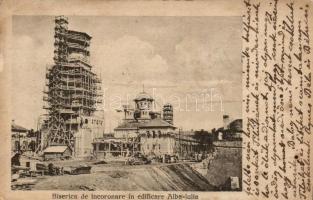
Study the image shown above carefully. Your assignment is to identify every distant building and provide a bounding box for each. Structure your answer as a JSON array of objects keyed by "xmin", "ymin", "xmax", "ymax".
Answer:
[
  {"xmin": 212, "ymin": 115, "xmax": 242, "ymax": 141},
  {"xmin": 11, "ymin": 120, "xmax": 29, "ymax": 153}
]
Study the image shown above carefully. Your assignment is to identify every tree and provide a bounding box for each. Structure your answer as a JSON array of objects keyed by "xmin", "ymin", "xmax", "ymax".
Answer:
[{"xmin": 193, "ymin": 129, "xmax": 213, "ymax": 152}]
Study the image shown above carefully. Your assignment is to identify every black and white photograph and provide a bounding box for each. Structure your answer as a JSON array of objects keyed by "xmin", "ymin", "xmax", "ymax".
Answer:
[{"xmin": 10, "ymin": 15, "xmax": 242, "ymax": 191}]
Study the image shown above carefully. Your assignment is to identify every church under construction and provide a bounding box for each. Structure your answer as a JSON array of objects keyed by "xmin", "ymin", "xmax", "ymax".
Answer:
[
  {"xmin": 39, "ymin": 16, "xmax": 104, "ymax": 158},
  {"xmin": 92, "ymin": 90, "xmax": 210, "ymax": 160}
]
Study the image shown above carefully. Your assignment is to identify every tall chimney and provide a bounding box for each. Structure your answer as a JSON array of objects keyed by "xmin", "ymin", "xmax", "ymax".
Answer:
[{"xmin": 223, "ymin": 115, "xmax": 230, "ymax": 129}]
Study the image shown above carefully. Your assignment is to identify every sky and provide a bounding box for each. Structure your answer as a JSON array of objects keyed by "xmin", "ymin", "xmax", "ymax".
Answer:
[{"xmin": 11, "ymin": 15, "xmax": 242, "ymax": 131}]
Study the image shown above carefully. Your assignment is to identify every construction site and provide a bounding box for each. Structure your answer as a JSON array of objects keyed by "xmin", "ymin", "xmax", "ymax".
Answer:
[{"xmin": 11, "ymin": 16, "xmax": 242, "ymax": 191}]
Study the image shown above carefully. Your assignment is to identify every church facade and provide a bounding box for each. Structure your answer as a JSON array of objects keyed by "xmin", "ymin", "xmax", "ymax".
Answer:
[{"xmin": 93, "ymin": 90, "xmax": 205, "ymax": 159}]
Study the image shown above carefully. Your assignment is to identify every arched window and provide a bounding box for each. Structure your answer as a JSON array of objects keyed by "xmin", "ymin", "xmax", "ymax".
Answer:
[
  {"xmin": 23, "ymin": 141, "xmax": 28, "ymax": 150},
  {"xmin": 158, "ymin": 130, "xmax": 161, "ymax": 138},
  {"xmin": 147, "ymin": 131, "xmax": 150, "ymax": 138},
  {"xmin": 152, "ymin": 131, "xmax": 156, "ymax": 138}
]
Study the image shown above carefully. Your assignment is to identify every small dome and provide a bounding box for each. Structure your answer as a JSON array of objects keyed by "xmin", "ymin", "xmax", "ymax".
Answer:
[{"xmin": 134, "ymin": 92, "xmax": 153, "ymax": 101}]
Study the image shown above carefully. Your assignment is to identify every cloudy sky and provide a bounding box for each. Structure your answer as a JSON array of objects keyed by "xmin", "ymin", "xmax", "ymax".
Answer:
[{"xmin": 12, "ymin": 16, "xmax": 242, "ymax": 131}]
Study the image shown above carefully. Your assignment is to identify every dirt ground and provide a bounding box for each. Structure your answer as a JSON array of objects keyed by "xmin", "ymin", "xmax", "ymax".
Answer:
[
  {"xmin": 14, "ymin": 144, "xmax": 242, "ymax": 191},
  {"xmin": 30, "ymin": 162, "xmax": 216, "ymax": 191}
]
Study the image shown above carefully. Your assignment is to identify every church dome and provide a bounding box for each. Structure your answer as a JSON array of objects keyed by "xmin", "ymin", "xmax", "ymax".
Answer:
[{"xmin": 134, "ymin": 91, "xmax": 153, "ymax": 101}]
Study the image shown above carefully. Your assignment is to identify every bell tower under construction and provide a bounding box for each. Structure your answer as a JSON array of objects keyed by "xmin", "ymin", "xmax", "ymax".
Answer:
[{"xmin": 40, "ymin": 16, "xmax": 104, "ymax": 157}]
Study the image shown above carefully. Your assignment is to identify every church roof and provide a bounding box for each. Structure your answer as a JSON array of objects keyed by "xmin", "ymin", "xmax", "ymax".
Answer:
[
  {"xmin": 134, "ymin": 91, "xmax": 153, "ymax": 101},
  {"xmin": 139, "ymin": 118, "xmax": 175, "ymax": 129},
  {"xmin": 114, "ymin": 118, "xmax": 175, "ymax": 131},
  {"xmin": 114, "ymin": 121, "xmax": 140, "ymax": 130}
]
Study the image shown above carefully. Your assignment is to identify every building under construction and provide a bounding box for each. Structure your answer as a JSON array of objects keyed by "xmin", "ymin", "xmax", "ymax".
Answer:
[{"xmin": 39, "ymin": 16, "xmax": 104, "ymax": 158}]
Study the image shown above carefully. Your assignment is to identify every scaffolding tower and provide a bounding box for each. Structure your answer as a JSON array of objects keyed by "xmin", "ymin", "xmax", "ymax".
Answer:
[
  {"xmin": 163, "ymin": 103, "xmax": 173, "ymax": 125},
  {"xmin": 40, "ymin": 16, "xmax": 102, "ymax": 153}
]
